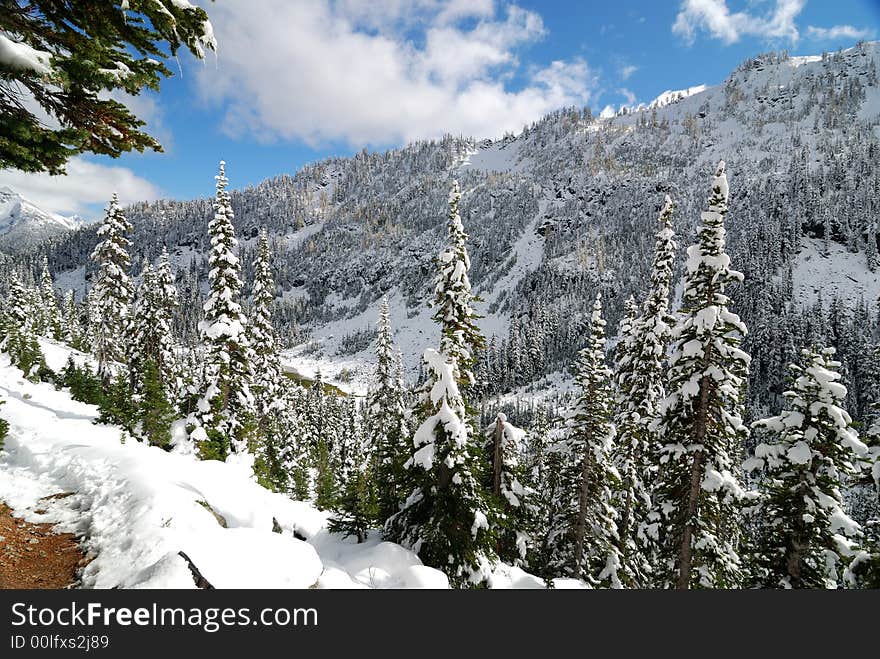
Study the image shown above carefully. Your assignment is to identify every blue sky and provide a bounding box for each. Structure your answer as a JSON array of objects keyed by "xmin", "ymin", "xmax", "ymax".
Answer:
[{"xmin": 2, "ymin": 0, "xmax": 879, "ymax": 218}]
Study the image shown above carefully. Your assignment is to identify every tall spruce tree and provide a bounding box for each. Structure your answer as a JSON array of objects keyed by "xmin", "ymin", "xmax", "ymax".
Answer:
[
  {"xmin": 60, "ymin": 290, "xmax": 83, "ymax": 349},
  {"xmin": 90, "ymin": 193, "xmax": 133, "ymax": 384},
  {"xmin": 249, "ymin": 229, "xmax": 283, "ymax": 418},
  {"xmin": 248, "ymin": 229, "xmax": 306, "ymax": 493},
  {"xmin": 329, "ymin": 400, "xmax": 376, "ymax": 543},
  {"xmin": 432, "ymin": 180, "xmax": 484, "ymax": 387},
  {"xmin": 745, "ymin": 347, "xmax": 868, "ymax": 588},
  {"xmin": 613, "ymin": 195, "xmax": 677, "ymax": 587},
  {"xmin": 0, "ymin": 273, "xmax": 45, "ymax": 380},
  {"xmin": 369, "ymin": 295, "xmax": 410, "ymax": 523},
  {"xmin": 562, "ymin": 292, "xmax": 622, "ymax": 587},
  {"xmin": 190, "ymin": 161, "xmax": 256, "ymax": 461},
  {"xmin": 647, "ymin": 161, "xmax": 750, "ymax": 589},
  {"xmin": 126, "ymin": 262, "xmax": 177, "ymax": 446},
  {"xmin": 38, "ymin": 256, "xmax": 62, "ymax": 340},
  {"xmin": 488, "ymin": 412, "xmax": 534, "ymax": 566},
  {"xmin": 388, "ymin": 181, "xmax": 496, "ymax": 586},
  {"xmin": 388, "ymin": 349, "xmax": 498, "ymax": 587}
]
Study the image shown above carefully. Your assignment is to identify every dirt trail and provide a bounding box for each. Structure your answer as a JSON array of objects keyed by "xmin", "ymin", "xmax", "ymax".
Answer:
[{"xmin": 0, "ymin": 499, "xmax": 87, "ymax": 589}]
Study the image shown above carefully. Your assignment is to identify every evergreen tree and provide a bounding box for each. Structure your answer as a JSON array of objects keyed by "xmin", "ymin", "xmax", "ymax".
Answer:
[
  {"xmin": 487, "ymin": 412, "xmax": 534, "ymax": 566},
  {"xmin": 248, "ymin": 229, "xmax": 307, "ymax": 494},
  {"xmin": 38, "ymin": 256, "xmax": 62, "ymax": 339},
  {"xmin": 613, "ymin": 195, "xmax": 677, "ymax": 587},
  {"xmin": 524, "ymin": 415, "xmax": 570, "ymax": 580},
  {"xmin": 745, "ymin": 347, "xmax": 868, "ymax": 588},
  {"xmin": 559, "ymin": 293, "xmax": 622, "ymax": 587},
  {"xmin": 58, "ymin": 356, "xmax": 103, "ymax": 406},
  {"xmin": 126, "ymin": 262, "xmax": 178, "ymax": 446},
  {"xmin": 0, "ymin": 0, "xmax": 216, "ymax": 174},
  {"xmin": 155, "ymin": 246, "xmax": 182, "ymax": 403},
  {"xmin": 0, "ymin": 273, "xmax": 46, "ymax": 380},
  {"xmin": 329, "ymin": 401, "xmax": 376, "ymax": 543},
  {"xmin": 138, "ymin": 359, "xmax": 175, "ymax": 449},
  {"xmin": 190, "ymin": 161, "xmax": 256, "ymax": 461},
  {"xmin": 60, "ymin": 290, "xmax": 83, "ymax": 349},
  {"xmin": 248, "ymin": 229, "xmax": 283, "ymax": 421},
  {"xmin": 97, "ymin": 370, "xmax": 137, "ymax": 435},
  {"xmin": 647, "ymin": 161, "xmax": 750, "ymax": 589},
  {"xmin": 90, "ymin": 194, "xmax": 133, "ymax": 384},
  {"xmin": 369, "ymin": 295, "xmax": 410, "ymax": 523},
  {"xmin": 388, "ymin": 349, "xmax": 498, "ymax": 587},
  {"xmin": 432, "ymin": 180, "xmax": 484, "ymax": 387}
]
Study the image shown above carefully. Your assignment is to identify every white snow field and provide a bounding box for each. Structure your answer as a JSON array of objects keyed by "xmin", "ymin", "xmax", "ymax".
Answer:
[
  {"xmin": 791, "ymin": 238, "xmax": 880, "ymax": 308},
  {"xmin": 0, "ymin": 342, "xmax": 580, "ymax": 589}
]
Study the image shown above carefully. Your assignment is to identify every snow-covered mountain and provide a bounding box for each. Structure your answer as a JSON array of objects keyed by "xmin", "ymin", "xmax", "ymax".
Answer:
[
  {"xmin": 14, "ymin": 41, "xmax": 880, "ymax": 416},
  {"xmin": 0, "ymin": 187, "xmax": 81, "ymax": 254}
]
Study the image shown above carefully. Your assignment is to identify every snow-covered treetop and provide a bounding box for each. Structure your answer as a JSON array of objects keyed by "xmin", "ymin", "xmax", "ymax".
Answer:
[
  {"xmin": 748, "ymin": 347, "xmax": 868, "ymax": 473},
  {"xmin": 589, "ymin": 291, "xmax": 606, "ymax": 340},
  {"xmin": 424, "ymin": 348, "xmax": 462, "ymax": 409}
]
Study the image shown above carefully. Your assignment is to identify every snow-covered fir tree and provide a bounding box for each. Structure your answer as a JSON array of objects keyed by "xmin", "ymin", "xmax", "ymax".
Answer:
[
  {"xmin": 90, "ymin": 194, "xmax": 134, "ymax": 383},
  {"xmin": 487, "ymin": 412, "xmax": 533, "ymax": 566},
  {"xmin": 647, "ymin": 161, "xmax": 750, "ymax": 589},
  {"xmin": 248, "ymin": 229, "xmax": 283, "ymax": 420},
  {"xmin": 432, "ymin": 180, "xmax": 484, "ymax": 387},
  {"xmin": 0, "ymin": 273, "xmax": 45, "ymax": 380},
  {"xmin": 524, "ymin": 417, "xmax": 569, "ymax": 580},
  {"xmin": 190, "ymin": 161, "xmax": 256, "ymax": 461},
  {"xmin": 38, "ymin": 256, "xmax": 62, "ymax": 340},
  {"xmin": 611, "ymin": 297, "xmax": 653, "ymax": 586},
  {"xmin": 745, "ymin": 347, "xmax": 868, "ymax": 588},
  {"xmin": 329, "ymin": 400, "xmax": 376, "ymax": 543},
  {"xmin": 126, "ymin": 261, "xmax": 178, "ymax": 446},
  {"xmin": 387, "ymin": 181, "xmax": 498, "ymax": 586},
  {"xmin": 369, "ymin": 295, "xmax": 410, "ymax": 523},
  {"xmin": 248, "ymin": 229, "xmax": 306, "ymax": 495},
  {"xmin": 613, "ymin": 195, "xmax": 677, "ymax": 587},
  {"xmin": 60, "ymin": 290, "xmax": 83, "ymax": 350},
  {"xmin": 388, "ymin": 347, "xmax": 497, "ymax": 587},
  {"xmin": 558, "ymin": 292, "xmax": 622, "ymax": 587}
]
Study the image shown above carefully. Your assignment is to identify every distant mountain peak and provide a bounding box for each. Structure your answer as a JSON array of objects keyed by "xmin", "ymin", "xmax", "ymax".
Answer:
[{"xmin": 0, "ymin": 187, "xmax": 80, "ymax": 253}]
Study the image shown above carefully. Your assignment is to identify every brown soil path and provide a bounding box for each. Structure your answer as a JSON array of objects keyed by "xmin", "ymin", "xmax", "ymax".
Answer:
[{"xmin": 0, "ymin": 500, "xmax": 86, "ymax": 589}]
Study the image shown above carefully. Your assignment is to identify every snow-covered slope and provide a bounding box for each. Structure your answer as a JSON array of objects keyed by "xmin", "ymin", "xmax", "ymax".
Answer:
[
  {"xmin": 24, "ymin": 42, "xmax": 880, "ymax": 406},
  {"xmin": 648, "ymin": 85, "xmax": 709, "ymax": 110},
  {"xmin": 0, "ymin": 339, "xmax": 581, "ymax": 589},
  {"xmin": 0, "ymin": 187, "xmax": 80, "ymax": 254},
  {"xmin": 792, "ymin": 238, "xmax": 880, "ymax": 307}
]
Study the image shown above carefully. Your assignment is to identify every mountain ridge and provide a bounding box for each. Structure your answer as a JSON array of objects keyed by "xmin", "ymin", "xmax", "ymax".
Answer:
[
  {"xmin": 0, "ymin": 187, "xmax": 81, "ymax": 255},
  {"xmin": 7, "ymin": 40, "xmax": 880, "ymax": 418}
]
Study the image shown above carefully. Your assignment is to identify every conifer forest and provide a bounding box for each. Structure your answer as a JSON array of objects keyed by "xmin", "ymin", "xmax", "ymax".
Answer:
[{"xmin": 1, "ymin": 1, "xmax": 880, "ymax": 591}]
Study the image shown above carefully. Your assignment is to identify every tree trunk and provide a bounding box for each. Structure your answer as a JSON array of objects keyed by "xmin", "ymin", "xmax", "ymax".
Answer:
[
  {"xmin": 492, "ymin": 416, "xmax": 504, "ymax": 498},
  {"xmin": 677, "ymin": 373, "xmax": 711, "ymax": 589},
  {"xmin": 573, "ymin": 435, "xmax": 592, "ymax": 576},
  {"xmin": 786, "ymin": 474, "xmax": 809, "ymax": 588}
]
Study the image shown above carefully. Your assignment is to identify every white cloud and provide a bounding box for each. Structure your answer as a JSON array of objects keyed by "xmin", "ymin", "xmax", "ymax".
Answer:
[
  {"xmin": 196, "ymin": 0, "xmax": 596, "ymax": 146},
  {"xmin": 672, "ymin": 0, "xmax": 805, "ymax": 45},
  {"xmin": 109, "ymin": 91, "xmax": 173, "ymax": 151},
  {"xmin": 806, "ymin": 24, "xmax": 876, "ymax": 42},
  {"xmin": 618, "ymin": 88, "xmax": 637, "ymax": 106},
  {"xmin": 620, "ymin": 64, "xmax": 638, "ymax": 80},
  {"xmin": 0, "ymin": 157, "xmax": 161, "ymax": 217}
]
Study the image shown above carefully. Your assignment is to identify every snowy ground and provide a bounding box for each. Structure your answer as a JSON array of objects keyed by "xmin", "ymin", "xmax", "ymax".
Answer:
[{"xmin": 0, "ymin": 342, "xmax": 581, "ymax": 589}]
